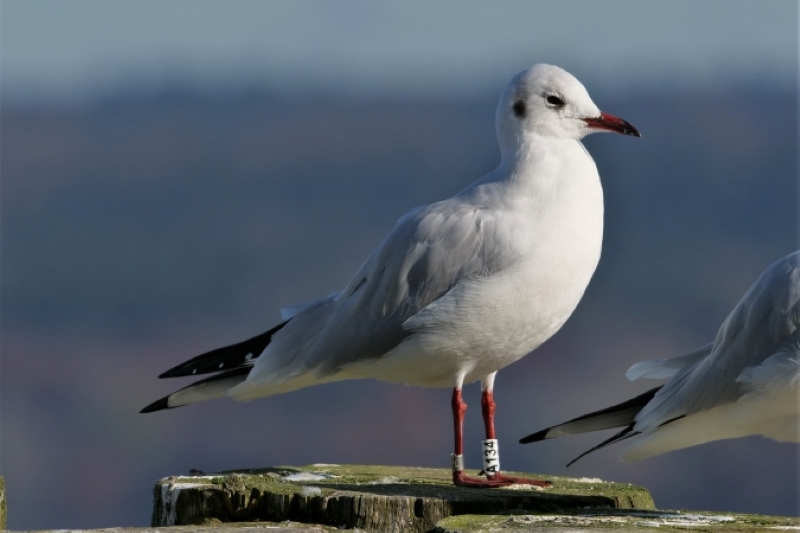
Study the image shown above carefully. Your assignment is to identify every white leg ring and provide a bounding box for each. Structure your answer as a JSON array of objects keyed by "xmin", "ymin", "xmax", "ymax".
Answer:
[{"xmin": 482, "ymin": 439, "xmax": 500, "ymax": 474}]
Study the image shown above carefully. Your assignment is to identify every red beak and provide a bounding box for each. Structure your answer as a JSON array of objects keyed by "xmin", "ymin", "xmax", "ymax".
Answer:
[{"xmin": 583, "ymin": 112, "xmax": 641, "ymax": 138}]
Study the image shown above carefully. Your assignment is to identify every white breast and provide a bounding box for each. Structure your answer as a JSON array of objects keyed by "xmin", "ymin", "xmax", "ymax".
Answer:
[{"xmin": 351, "ymin": 139, "xmax": 604, "ymax": 387}]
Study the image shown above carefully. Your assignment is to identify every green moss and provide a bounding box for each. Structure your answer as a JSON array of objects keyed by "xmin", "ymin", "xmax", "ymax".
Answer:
[
  {"xmin": 0, "ymin": 475, "xmax": 6, "ymax": 530},
  {"xmin": 435, "ymin": 509, "xmax": 800, "ymax": 532}
]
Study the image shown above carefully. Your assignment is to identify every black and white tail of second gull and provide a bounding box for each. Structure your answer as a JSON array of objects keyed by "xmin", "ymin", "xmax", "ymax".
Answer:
[
  {"xmin": 521, "ymin": 251, "xmax": 800, "ymax": 466},
  {"xmin": 141, "ymin": 63, "xmax": 640, "ymax": 488}
]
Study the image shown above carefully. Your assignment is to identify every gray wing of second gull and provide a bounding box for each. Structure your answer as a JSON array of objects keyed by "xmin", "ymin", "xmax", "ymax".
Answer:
[
  {"xmin": 633, "ymin": 251, "xmax": 800, "ymax": 433},
  {"xmin": 248, "ymin": 196, "xmax": 518, "ymax": 383},
  {"xmin": 626, "ymin": 343, "xmax": 714, "ymax": 381}
]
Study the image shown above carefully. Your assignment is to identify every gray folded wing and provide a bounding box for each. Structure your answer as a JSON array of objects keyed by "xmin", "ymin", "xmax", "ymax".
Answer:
[
  {"xmin": 626, "ymin": 343, "xmax": 713, "ymax": 381},
  {"xmin": 633, "ymin": 251, "xmax": 800, "ymax": 433},
  {"xmin": 246, "ymin": 200, "xmax": 516, "ymax": 384}
]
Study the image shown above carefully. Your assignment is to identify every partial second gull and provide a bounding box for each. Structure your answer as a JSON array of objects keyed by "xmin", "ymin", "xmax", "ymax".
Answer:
[{"xmin": 521, "ymin": 251, "xmax": 800, "ymax": 465}]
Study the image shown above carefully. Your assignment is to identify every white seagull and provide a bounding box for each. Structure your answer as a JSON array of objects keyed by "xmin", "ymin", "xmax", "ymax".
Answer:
[
  {"xmin": 142, "ymin": 64, "xmax": 640, "ymax": 488},
  {"xmin": 521, "ymin": 251, "xmax": 800, "ymax": 465}
]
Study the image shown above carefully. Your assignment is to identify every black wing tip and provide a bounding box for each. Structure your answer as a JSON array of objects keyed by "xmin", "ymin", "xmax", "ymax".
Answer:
[
  {"xmin": 140, "ymin": 395, "xmax": 173, "ymax": 413},
  {"xmin": 565, "ymin": 425, "xmax": 638, "ymax": 468},
  {"xmin": 158, "ymin": 367, "xmax": 190, "ymax": 379},
  {"xmin": 157, "ymin": 321, "xmax": 290, "ymax": 379},
  {"xmin": 158, "ymin": 357, "xmax": 216, "ymax": 378},
  {"xmin": 521, "ymin": 386, "xmax": 664, "ymax": 445},
  {"xmin": 519, "ymin": 428, "xmax": 551, "ymax": 444}
]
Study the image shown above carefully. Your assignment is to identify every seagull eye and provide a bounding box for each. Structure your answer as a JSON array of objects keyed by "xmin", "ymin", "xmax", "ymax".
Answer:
[{"xmin": 546, "ymin": 95, "xmax": 565, "ymax": 108}]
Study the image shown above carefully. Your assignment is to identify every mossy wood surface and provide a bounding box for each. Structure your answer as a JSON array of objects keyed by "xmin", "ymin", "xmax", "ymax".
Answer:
[
  {"xmin": 10, "ymin": 522, "xmax": 339, "ymax": 533},
  {"xmin": 1, "ymin": 475, "xmax": 6, "ymax": 530},
  {"xmin": 436, "ymin": 510, "xmax": 800, "ymax": 531},
  {"xmin": 152, "ymin": 464, "xmax": 654, "ymax": 532},
  {"xmin": 15, "ymin": 524, "xmax": 336, "ymax": 533}
]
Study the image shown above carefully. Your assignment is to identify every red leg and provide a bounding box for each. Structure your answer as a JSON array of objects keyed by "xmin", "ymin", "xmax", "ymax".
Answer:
[
  {"xmin": 481, "ymin": 388, "xmax": 551, "ymax": 487},
  {"xmin": 481, "ymin": 387, "xmax": 497, "ymax": 439},
  {"xmin": 451, "ymin": 388, "xmax": 512, "ymax": 488}
]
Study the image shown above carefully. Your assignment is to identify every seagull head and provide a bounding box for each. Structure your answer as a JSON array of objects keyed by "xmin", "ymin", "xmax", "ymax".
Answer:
[{"xmin": 496, "ymin": 64, "xmax": 640, "ymax": 149}]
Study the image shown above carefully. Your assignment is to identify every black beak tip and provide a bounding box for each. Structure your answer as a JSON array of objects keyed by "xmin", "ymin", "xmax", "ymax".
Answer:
[
  {"xmin": 628, "ymin": 125, "xmax": 642, "ymax": 138},
  {"xmin": 618, "ymin": 119, "xmax": 641, "ymax": 138}
]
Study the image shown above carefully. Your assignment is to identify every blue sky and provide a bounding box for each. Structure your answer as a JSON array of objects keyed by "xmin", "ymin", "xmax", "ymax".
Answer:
[{"xmin": 2, "ymin": 0, "xmax": 797, "ymax": 102}]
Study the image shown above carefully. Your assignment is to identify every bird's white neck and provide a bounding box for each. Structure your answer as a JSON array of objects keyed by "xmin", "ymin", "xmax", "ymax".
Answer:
[{"xmin": 478, "ymin": 134, "xmax": 599, "ymax": 200}]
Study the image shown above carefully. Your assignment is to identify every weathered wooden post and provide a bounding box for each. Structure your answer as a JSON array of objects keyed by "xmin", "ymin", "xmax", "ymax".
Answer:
[
  {"xmin": 151, "ymin": 464, "xmax": 655, "ymax": 531},
  {"xmin": 147, "ymin": 465, "xmax": 800, "ymax": 531}
]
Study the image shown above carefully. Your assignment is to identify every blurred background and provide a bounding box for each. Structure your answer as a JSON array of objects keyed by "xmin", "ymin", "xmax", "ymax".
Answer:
[{"xmin": 1, "ymin": 0, "xmax": 798, "ymax": 529}]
